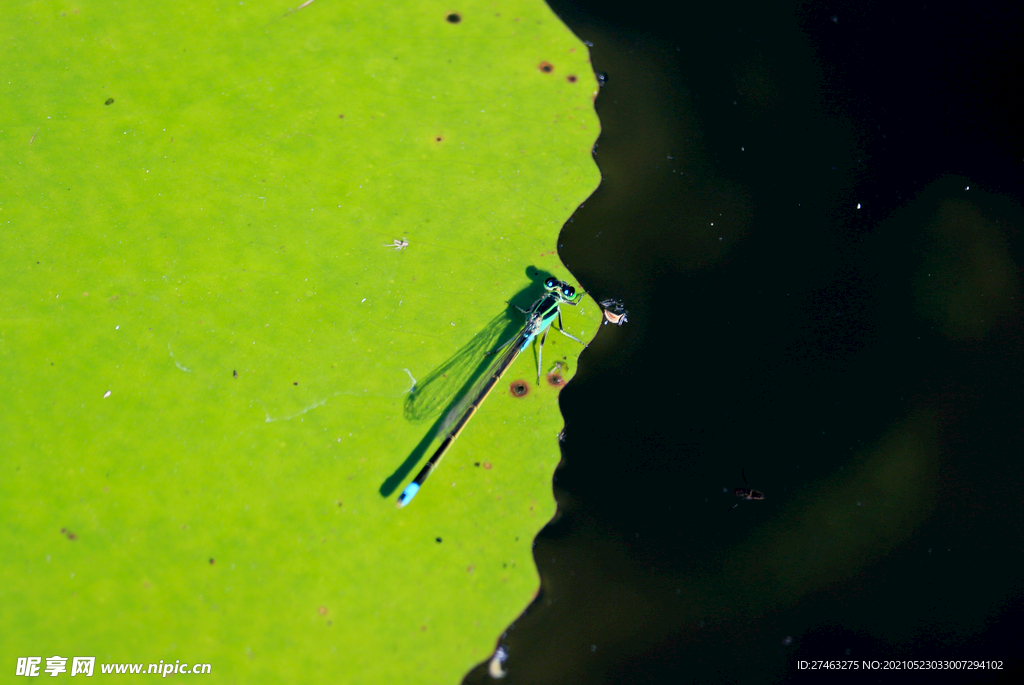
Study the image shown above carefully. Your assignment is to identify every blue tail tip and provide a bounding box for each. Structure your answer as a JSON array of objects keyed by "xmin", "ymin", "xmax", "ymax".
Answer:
[{"xmin": 396, "ymin": 482, "xmax": 420, "ymax": 508}]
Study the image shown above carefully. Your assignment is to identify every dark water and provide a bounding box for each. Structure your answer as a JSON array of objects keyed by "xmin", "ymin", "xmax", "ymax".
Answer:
[{"xmin": 465, "ymin": 2, "xmax": 1023, "ymax": 683}]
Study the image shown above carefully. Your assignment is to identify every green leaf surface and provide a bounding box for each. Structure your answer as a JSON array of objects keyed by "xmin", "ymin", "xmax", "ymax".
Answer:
[{"xmin": 0, "ymin": 1, "xmax": 600, "ymax": 681}]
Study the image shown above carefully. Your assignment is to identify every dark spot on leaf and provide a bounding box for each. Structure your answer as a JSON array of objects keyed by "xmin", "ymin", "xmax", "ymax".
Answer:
[
  {"xmin": 474, "ymin": 462, "xmax": 480, "ymax": 467},
  {"xmin": 446, "ymin": 12, "xmax": 461, "ymax": 23},
  {"xmin": 547, "ymin": 372, "xmax": 564, "ymax": 386},
  {"xmin": 566, "ymin": 74, "xmax": 577, "ymax": 83},
  {"xmin": 338, "ymin": 114, "xmax": 344, "ymax": 118},
  {"xmin": 209, "ymin": 558, "xmax": 215, "ymax": 565},
  {"xmin": 538, "ymin": 62, "xmax": 554, "ymax": 73},
  {"xmin": 435, "ymin": 135, "xmax": 444, "ymax": 142},
  {"xmin": 293, "ymin": 381, "xmax": 299, "ymax": 385},
  {"xmin": 232, "ymin": 369, "xmax": 237, "ymax": 378},
  {"xmin": 509, "ymin": 380, "xmax": 529, "ymax": 397},
  {"xmin": 436, "ymin": 537, "xmax": 442, "ymax": 543},
  {"xmin": 104, "ymin": 98, "xmax": 114, "ymax": 105},
  {"xmin": 61, "ymin": 528, "xmax": 77, "ymax": 541}
]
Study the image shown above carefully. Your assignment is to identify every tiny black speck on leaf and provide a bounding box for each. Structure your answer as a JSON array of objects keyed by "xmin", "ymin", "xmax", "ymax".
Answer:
[
  {"xmin": 446, "ymin": 13, "xmax": 461, "ymax": 24},
  {"xmin": 293, "ymin": 381, "xmax": 299, "ymax": 385},
  {"xmin": 436, "ymin": 537, "xmax": 443, "ymax": 543},
  {"xmin": 104, "ymin": 97, "xmax": 114, "ymax": 105},
  {"xmin": 209, "ymin": 558, "xmax": 215, "ymax": 565},
  {"xmin": 538, "ymin": 62, "xmax": 554, "ymax": 73},
  {"xmin": 567, "ymin": 74, "xmax": 577, "ymax": 83}
]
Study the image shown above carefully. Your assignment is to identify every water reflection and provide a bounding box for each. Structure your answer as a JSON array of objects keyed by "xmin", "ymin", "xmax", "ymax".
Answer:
[{"xmin": 910, "ymin": 188, "xmax": 1021, "ymax": 340}]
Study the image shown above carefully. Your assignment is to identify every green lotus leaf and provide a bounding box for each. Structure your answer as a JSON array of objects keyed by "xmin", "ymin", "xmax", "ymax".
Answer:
[{"xmin": 1, "ymin": 0, "xmax": 600, "ymax": 681}]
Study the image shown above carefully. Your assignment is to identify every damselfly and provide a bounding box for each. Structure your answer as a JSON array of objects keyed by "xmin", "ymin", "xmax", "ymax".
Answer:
[{"xmin": 396, "ymin": 277, "xmax": 587, "ymax": 508}]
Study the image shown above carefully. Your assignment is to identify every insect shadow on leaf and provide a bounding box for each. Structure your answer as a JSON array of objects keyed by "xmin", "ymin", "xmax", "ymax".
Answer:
[
  {"xmin": 402, "ymin": 311, "xmax": 519, "ymax": 424},
  {"xmin": 378, "ymin": 311, "xmax": 521, "ymax": 497}
]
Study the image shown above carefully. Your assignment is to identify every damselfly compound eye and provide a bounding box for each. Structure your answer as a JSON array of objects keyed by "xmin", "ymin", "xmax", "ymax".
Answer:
[
  {"xmin": 545, "ymin": 277, "xmax": 557, "ymax": 289},
  {"xmin": 563, "ymin": 286, "xmax": 575, "ymax": 298}
]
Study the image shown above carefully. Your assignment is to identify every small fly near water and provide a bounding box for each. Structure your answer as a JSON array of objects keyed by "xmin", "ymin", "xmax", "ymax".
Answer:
[
  {"xmin": 728, "ymin": 468, "xmax": 764, "ymax": 512},
  {"xmin": 383, "ymin": 238, "xmax": 409, "ymax": 251},
  {"xmin": 599, "ymin": 297, "xmax": 629, "ymax": 326}
]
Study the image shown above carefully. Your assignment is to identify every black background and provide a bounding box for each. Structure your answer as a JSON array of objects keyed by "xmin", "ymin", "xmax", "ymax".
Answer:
[{"xmin": 464, "ymin": 2, "xmax": 1022, "ymax": 683}]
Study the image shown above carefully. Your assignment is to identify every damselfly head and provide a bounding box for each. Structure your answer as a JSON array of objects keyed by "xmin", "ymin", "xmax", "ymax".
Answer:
[{"xmin": 543, "ymin": 277, "xmax": 580, "ymax": 302}]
